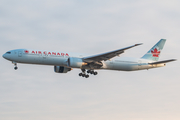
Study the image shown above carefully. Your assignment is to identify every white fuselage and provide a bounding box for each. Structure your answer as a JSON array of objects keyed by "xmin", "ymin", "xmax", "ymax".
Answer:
[{"xmin": 3, "ymin": 49, "xmax": 165, "ymax": 71}]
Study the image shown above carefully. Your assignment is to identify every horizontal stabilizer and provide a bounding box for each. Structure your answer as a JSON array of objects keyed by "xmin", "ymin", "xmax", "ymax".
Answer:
[{"xmin": 148, "ymin": 59, "xmax": 177, "ymax": 65}]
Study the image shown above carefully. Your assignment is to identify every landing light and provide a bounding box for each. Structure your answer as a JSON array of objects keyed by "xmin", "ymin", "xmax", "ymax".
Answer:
[{"xmin": 82, "ymin": 63, "xmax": 88, "ymax": 66}]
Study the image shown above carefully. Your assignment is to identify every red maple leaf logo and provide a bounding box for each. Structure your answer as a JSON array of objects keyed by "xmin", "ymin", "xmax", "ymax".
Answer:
[
  {"xmin": 151, "ymin": 48, "xmax": 160, "ymax": 57},
  {"xmin": 24, "ymin": 50, "xmax": 29, "ymax": 54}
]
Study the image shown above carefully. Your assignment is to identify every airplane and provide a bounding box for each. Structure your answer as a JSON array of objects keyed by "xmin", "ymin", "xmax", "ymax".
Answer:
[{"xmin": 2, "ymin": 39, "xmax": 176, "ymax": 78}]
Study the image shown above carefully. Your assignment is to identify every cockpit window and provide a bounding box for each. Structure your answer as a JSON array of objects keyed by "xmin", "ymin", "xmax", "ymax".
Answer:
[{"xmin": 6, "ymin": 52, "xmax": 11, "ymax": 54}]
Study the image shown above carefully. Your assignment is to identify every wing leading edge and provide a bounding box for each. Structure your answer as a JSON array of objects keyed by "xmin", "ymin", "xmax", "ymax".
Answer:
[{"xmin": 83, "ymin": 43, "xmax": 143, "ymax": 63}]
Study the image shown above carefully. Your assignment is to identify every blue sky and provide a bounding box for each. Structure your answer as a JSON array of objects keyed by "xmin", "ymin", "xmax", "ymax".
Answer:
[{"xmin": 0, "ymin": 0, "xmax": 180, "ymax": 120}]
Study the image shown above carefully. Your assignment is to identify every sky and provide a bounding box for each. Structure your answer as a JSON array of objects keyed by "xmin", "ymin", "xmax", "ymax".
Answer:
[{"xmin": 0, "ymin": 0, "xmax": 180, "ymax": 120}]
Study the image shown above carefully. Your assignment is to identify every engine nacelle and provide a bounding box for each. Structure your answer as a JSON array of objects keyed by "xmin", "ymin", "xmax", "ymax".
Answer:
[
  {"xmin": 54, "ymin": 66, "xmax": 71, "ymax": 73},
  {"xmin": 68, "ymin": 57, "xmax": 87, "ymax": 68}
]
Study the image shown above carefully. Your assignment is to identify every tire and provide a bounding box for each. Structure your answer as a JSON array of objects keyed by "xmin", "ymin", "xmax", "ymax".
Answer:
[
  {"xmin": 14, "ymin": 67, "xmax": 18, "ymax": 70},
  {"xmin": 85, "ymin": 75, "xmax": 89, "ymax": 78},
  {"xmin": 94, "ymin": 72, "xmax": 98, "ymax": 75},
  {"xmin": 79, "ymin": 73, "xmax": 82, "ymax": 76}
]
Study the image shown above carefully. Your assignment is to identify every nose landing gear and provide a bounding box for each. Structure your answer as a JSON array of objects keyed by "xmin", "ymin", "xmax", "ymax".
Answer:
[
  {"xmin": 79, "ymin": 69, "xmax": 98, "ymax": 78},
  {"xmin": 12, "ymin": 61, "xmax": 18, "ymax": 70}
]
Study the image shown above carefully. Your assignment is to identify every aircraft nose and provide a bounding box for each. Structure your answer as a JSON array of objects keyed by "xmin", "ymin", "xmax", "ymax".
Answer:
[
  {"xmin": 2, "ymin": 53, "xmax": 8, "ymax": 59},
  {"xmin": 2, "ymin": 54, "xmax": 6, "ymax": 58}
]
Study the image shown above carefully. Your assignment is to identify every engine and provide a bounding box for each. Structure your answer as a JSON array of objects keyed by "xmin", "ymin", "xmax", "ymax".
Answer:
[
  {"xmin": 54, "ymin": 66, "xmax": 71, "ymax": 73},
  {"xmin": 68, "ymin": 57, "xmax": 87, "ymax": 68}
]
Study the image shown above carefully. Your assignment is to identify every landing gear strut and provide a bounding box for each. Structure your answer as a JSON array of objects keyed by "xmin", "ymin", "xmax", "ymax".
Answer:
[
  {"xmin": 79, "ymin": 69, "xmax": 98, "ymax": 78},
  {"xmin": 12, "ymin": 61, "xmax": 18, "ymax": 70}
]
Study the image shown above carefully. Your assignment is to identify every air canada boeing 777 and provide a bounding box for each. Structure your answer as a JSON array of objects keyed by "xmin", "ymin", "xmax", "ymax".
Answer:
[{"xmin": 2, "ymin": 39, "xmax": 176, "ymax": 78}]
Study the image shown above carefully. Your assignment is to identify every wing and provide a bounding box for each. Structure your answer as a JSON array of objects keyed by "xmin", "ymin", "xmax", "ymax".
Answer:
[
  {"xmin": 83, "ymin": 43, "xmax": 142, "ymax": 63},
  {"xmin": 148, "ymin": 59, "xmax": 177, "ymax": 65}
]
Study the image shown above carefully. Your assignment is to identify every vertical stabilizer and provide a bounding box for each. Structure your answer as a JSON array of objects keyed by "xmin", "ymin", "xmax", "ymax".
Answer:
[{"xmin": 141, "ymin": 39, "xmax": 166, "ymax": 61}]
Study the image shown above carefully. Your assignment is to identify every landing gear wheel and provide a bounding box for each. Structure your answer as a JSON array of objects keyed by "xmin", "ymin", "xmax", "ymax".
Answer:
[
  {"xmin": 90, "ymin": 71, "xmax": 94, "ymax": 74},
  {"xmin": 94, "ymin": 72, "xmax": 98, "ymax": 75},
  {"xmin": 14, "ymin": 67, "xmax": 18, "ymax": 70},
  {"xmin": 82, "ymin": 74, "xmax": 85, "ymax": 77},
  {"xmin": 79, "ymin": 73, "xmax": 82, "ymax": 76},
  {"xmin": 85, "ymin": 75, "xmax": 89, "ymax": 78}
]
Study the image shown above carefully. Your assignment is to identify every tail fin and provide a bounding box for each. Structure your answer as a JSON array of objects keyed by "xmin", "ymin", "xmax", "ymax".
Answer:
[{"xmin": 141, "ymin": 39, "xmax": 166, "ymax": 61}]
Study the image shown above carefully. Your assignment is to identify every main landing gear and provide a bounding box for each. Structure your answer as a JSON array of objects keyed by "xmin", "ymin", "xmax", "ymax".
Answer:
[
  {"xmin": 79, "ymin": 69, "xmax": 98, "ymax": 78},
  {"xmin": 12, "ymin": 61, "xmax": 18, "ymax": 70},
  {"xmin": 79, "ymin": 73, "xmax": 89, "ymax": 78},
  {"xmin": 87, "ymin": 70, "xmax": 98, "ymax": 75}
]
